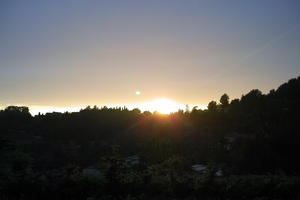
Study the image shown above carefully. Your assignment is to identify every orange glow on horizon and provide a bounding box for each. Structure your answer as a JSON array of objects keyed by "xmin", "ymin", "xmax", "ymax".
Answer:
[
  {"xmin": 139, "ymin": 98, "xmax": 184, "ymax": 114},
  {"xmin": 24, "ymin": 98, "xmax": 206, "ymax": 116}
]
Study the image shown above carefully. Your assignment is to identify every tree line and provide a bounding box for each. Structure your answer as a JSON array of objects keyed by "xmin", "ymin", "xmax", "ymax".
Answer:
[{"xmin": 0, "ymin": 76, "xmax": 299, "ymax": 199}]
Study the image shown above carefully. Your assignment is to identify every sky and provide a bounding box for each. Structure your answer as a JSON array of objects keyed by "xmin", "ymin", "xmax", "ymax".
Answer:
[{"xmin": 1, "ymin": 0, "xmax": 300, "ymax": 114}]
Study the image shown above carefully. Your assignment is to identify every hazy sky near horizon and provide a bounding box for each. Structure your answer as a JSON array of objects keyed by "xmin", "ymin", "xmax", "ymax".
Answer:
[{"xmin": 1, "ymin": 0, "xmax": 300, "ymax": 111}]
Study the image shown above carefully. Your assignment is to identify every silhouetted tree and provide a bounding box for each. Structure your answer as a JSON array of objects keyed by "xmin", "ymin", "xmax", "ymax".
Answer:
[
  {"xmin": 220, "ymin": 93, "xmax": 229, "ymax": 107},
  {"xmin": 132, "ymin": 108, "xmax": 141, "ymax": 114},
  {"xmin": 208, "ymin": 101, "xmax": 217, "ymax": 112}
]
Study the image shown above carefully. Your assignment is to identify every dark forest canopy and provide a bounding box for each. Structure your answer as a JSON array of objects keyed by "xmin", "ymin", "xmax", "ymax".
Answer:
[{"xmin": 0, "ymin": 76, "xmax": 300, "ymax": 199}]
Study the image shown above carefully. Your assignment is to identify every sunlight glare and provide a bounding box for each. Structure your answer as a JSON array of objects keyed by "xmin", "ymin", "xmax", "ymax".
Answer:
[{"xmin": 145, "ymin": 98, "xmax": 183, "ymax": 114}]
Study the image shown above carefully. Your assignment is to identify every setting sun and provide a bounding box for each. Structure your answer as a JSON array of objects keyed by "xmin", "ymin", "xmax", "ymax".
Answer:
[{"xmin": 142, "ymin": 98, "xmax": 184, "ymax": 114}]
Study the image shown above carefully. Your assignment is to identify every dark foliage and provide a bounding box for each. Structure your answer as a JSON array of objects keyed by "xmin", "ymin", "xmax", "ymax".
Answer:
[{"xmin": 0, "ymin": 77, "xmax": 300, "ymax": 199}]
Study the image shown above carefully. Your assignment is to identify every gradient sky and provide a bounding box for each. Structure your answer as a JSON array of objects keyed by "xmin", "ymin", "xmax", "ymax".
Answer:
[{"xmin": 1, "ymin": 0, "xmax": 300, "ymax": 113}]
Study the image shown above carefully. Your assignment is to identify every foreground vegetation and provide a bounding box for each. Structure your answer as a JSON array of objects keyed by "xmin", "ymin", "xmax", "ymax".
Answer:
[{"xmin": 0, "ymin": 77, "xmax": 299, "ymax": 199}]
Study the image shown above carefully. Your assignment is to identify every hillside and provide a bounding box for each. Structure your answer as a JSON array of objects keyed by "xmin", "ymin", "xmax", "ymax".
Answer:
[{"xmin": 0, "ymin": 77, "xmax": 300, "ymax": 199}]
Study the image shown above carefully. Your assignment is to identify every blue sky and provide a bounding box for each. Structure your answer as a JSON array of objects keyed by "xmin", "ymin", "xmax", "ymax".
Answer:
[{"xmin": 0, "ymin": 0, "xmax": 299, "ymax": 112}]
